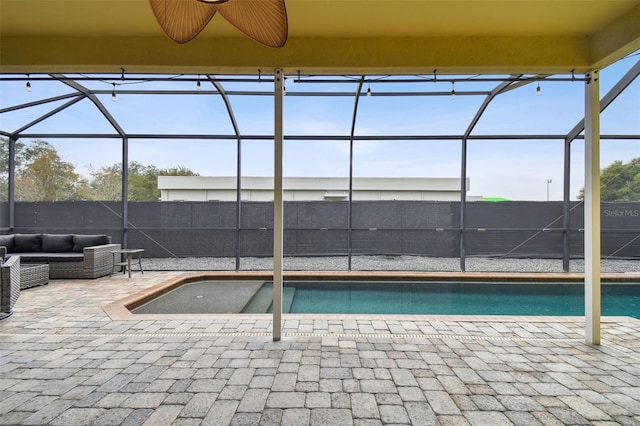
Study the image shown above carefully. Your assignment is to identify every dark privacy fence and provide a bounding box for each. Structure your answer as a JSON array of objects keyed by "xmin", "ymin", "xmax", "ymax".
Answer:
[{"xmin": 3, "ymin": 201, "xmax": 639, "ymax": 259}]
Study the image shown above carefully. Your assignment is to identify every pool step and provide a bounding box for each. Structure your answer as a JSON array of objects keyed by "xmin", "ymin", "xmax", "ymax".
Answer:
[
  {"xmin": 283, "ymin": 287, "xmax": 297, "ymax": 313},
  {"xmin": 242, "ymin": 283, "xmax": 273, "ymax": 313},
  {"xmin": 267, "ymin": 286, "xmax": 296, "ymax": 313},
  {"xmin": 242, "ymin": 283, "xmax": 297, "ymax": 313}
]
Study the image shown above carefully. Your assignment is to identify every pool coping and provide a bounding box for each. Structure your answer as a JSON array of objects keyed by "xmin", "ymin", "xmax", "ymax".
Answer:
[{"xmin": 103, "ymin": 270, "xmax": 640, "ymax": 321}]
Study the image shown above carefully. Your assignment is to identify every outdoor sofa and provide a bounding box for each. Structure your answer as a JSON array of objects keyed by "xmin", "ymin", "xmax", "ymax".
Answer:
[
  {"xmin": 0, "ymin": 255, "xmax": 20, "ymax": 318},
  {"xmin": 0, "ymin": 234, "xmax": 120, "ymax": 279}
]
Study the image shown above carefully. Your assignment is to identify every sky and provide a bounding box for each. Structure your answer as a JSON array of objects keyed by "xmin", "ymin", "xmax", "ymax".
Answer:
[{"xmin": 1, "ymin": 53, "xmax": 638, "ymax": 201}]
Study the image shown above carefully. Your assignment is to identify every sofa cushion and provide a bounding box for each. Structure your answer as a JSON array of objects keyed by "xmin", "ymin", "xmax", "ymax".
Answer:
[
  {"xmin": 73, "ymin": 234, "xmax": 108, "ymax": 252},
  {"xmin": 42, "ymin": 234, "xmax": 74, "ymax": 253},
  {"xmin": 13, "ymin": 234, "xmax": 42, "ymax": 253},
  {"xmin": 0, "ymin": 234, "xmax": 15, "ymax": 253},
  {"xmin": 15, "ymin": 252, "xmax": 84, "ymax": 263}
]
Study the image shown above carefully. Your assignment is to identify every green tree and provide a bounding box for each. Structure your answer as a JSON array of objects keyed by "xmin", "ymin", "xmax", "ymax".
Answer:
[
  {"xmin": 0, "ymin": 137, "xmax": 36, "ymax": 172},
  {"xmin": 1, "ymin": 137, "xmax": 29, "ymax": 201},
  {"xmin": 128, "ymin": 162, "xmax": 161, "ymax": 201},
  {"xmin": 2, "ymin": 139, "xmax": 198, "ymax": 202},
  {"xmin": 88, "ymin": 161, "xmax": 198, "ymax": 201},
  {"xmin": 578, "ymin": 157, "xmax": 640, "ymax": 201},
  {"xmin": 0, "ymin": 138, "xmax": 10, "ymax": 201},
  {"xmin": 0, "ymin": 139, "xmax": 88, "ymax": 201},
  {"xmin": 87, "ymin": 163, "xmax": 122, "ymax": 201},
  {"xmin": 17, "ymin": 140, "xmax": 89, "ymax": 201}
]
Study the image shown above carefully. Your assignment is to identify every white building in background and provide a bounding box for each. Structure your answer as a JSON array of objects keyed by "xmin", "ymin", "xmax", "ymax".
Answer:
[{"xmin": 158, "ymin": 176, "xmax": 476, "ymax": 201}]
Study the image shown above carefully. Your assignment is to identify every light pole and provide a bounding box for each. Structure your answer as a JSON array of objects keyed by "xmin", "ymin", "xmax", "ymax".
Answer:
[{"xmin": 546, "ymin": 179, "xmax": 552, "ymax": 201}]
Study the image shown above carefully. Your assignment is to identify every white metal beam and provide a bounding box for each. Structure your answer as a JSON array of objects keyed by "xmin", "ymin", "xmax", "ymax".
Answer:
[
  {"xmin": 273, "ymin": 69, "xmax": 284, "ymax": 341},
  {"xmin": 584, "ymin": 71, "xmax": 601, "ymax": 345}
]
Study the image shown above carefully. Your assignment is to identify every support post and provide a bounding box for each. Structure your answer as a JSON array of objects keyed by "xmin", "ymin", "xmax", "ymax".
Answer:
[
  {"xmin": 348, "ymin": 78, "xmax": 365, "ymax": 271},
  {"xmin": 459, "ymin": 138, "xmax": 467, "ymax": 271},
  {"xmin": 562, "ymin": 139, "xmax": 571, "ymax": 272},
  {"xmin": 121, "ymin": 137, "xmax": 129, "ymax": 249},
  {"xmin": 584, "ymin": 71, "xmax": 601, "ymax": 345},
  {"xmin": 348, "ymin": 136, "xmax": 353, "ymax": 271},
  {"xmin": 236, "ymin": 136, "xmax": 242, "ymax": 271},
  {"xmin": 273, "ymin": 69, "xmax": 284, "ymax": 341},
  {"xmin": 8, "ymin": 136, "xmax": 16, "ymax": 231}
]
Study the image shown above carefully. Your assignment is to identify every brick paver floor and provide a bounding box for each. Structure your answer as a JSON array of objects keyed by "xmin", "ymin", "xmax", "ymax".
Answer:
[{"xmin": 1, "ymin": 272, "xmax": 639, "ymax": 425}]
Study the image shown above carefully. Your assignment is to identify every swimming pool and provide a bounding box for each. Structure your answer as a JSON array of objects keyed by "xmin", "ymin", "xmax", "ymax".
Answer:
[{"xmin": 130, "ymin": 279, "xmax": 640, "ymax": 318}]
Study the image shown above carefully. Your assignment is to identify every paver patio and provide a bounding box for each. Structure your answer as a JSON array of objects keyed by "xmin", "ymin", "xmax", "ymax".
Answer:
[{"xmin": 1, "ymin": 271, "xmax": 639, "ymax": 425}]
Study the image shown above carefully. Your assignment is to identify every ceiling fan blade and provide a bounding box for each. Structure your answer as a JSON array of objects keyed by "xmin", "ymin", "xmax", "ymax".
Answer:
[
  {"xmin": 149, "ymin": 0, "xmax": 217, "ymax": 44},
  {"xmin": 215, "ymin": 0, "xmax": 288, "ymax": 48}
]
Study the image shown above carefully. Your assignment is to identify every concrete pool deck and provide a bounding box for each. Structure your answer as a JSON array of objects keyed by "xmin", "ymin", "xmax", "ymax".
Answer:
[{"xmin": 1, "ymin": 271, "xmax": 639, "ymax": 425}]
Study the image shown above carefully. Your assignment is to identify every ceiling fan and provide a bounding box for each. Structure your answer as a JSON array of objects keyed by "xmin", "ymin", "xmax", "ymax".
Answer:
[{"xmin": 149, "ymin": 0, "xmax": 288, "ymax": 48}]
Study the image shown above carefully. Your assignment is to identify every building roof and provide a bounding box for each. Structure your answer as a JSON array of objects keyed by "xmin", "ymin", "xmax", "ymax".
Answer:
[
  {"xmin": 158, "ymin": 176, "xmax": 466, "ymax": 191},
  {"xmin": 1, "ymin": 0, "xmax": 639, "ymax": 74}
]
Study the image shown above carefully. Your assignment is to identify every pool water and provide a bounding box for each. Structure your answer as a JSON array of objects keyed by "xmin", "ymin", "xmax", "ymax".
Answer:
[
  {"xmin": 131, "ymin": 280, "xmax": 640, "ymax": 318},
  {"xmin": 251, "ymin": 281, "xmax": 640, "ymax": 318}
]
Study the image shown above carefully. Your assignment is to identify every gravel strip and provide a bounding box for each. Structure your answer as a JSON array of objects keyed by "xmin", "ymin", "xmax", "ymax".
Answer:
[{"xmin": 142, "ymin": 255, "xmax": 639, "ymax": 274}]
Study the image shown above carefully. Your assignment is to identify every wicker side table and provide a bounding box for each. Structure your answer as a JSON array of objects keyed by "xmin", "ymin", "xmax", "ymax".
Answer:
[
  {"xmin": 20, "ymin": 264, "xmax": 50, "ymax": 289},
  {"xmin": 111, "ymin": 249, "xmax": 144, "ymax": 278}
]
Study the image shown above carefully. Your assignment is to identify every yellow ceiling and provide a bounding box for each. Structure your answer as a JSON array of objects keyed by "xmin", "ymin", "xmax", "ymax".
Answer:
[{"xmin": 1, "ymin": 0, "xmax": 639, "ymax": 74}]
